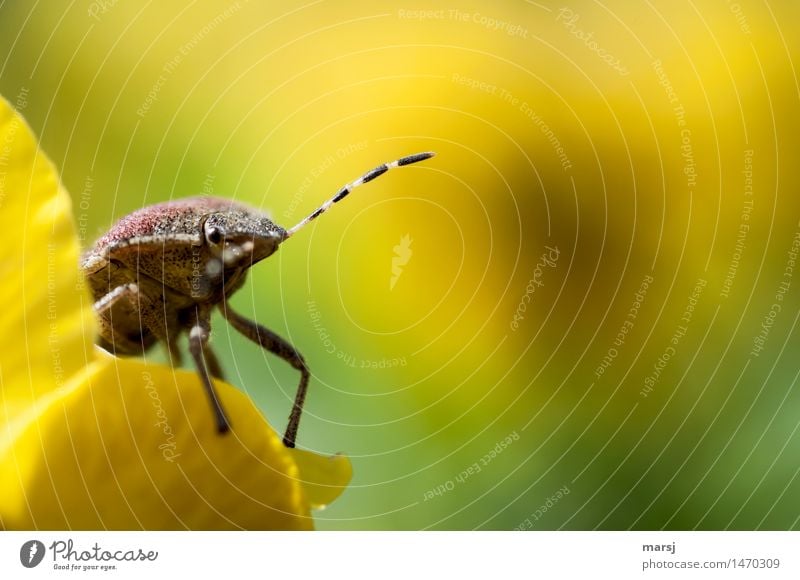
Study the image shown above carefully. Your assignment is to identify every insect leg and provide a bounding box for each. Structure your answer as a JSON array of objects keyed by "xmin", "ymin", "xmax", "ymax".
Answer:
[
  {"xmin": 202, "ymin": 343, "xmax": 226, "ymax": 381},
  {"xmin": 165, "ymin": 337, "xmax": 183, "ymax": 368},
  {"xmin": 92, "ymin": 283, "xmax": 150, "ymax": 354},
  {"xmin": 187, "ymin": 306, "xmax": 230, "ymax": 434},
  {"xmin": 219, "ymin": 301, "xmax": 309, "ymax": 448}
]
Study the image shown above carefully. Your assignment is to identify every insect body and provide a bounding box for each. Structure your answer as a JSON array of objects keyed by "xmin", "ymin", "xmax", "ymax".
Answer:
[{"xmin": 82, "ymin": 152, "xmax": 434, "ymax": 447}]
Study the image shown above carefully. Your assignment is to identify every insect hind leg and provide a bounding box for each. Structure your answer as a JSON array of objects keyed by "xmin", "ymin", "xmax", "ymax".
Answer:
[{"xmin": 93, "ymin": 283, "xmax": 156, "ymax": 355}]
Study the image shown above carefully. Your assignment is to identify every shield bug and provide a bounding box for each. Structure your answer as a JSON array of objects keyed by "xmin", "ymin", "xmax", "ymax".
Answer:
[{"xmin": 82, "ymin": 152, "xmax": 434, "ymax": 447}]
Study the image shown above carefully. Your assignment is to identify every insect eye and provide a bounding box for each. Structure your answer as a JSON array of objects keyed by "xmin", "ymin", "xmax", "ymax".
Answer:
[{"xmin": 206, "ymin": 226, "xmax": 223, "ymax": 245}]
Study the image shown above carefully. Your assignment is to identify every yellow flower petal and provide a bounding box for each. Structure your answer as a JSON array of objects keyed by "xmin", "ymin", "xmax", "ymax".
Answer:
[
  {"xmin": 290, "ymin": 448, "xmax": 352, "ymax": 510},
  {"xmin": 0, "ymin": 95, "xmax": 94, "ymax": 416},
  {"xmin": 3, "ymin": 355, "xmax": 320, "ymax": 529},
  {"xmin": 0, "ymin": 95, "xmax": 350, "ymax": 530}
]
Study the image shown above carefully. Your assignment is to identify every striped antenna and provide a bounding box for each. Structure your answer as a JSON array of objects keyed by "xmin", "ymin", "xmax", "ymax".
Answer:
[{"xmin": 285, "ymin": 151, "xmax": 435, "ymax": 238}]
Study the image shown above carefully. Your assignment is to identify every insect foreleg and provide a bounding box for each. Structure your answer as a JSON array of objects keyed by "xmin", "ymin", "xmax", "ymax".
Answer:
[
  {"xmin": 202, "ymin": 342, "xmax": 225, "ymax": 381},
  {"xmin": 219, "ymin": 301, "xmax": 309, "ymax": 448},
  {"xmin": 187, "ymin": 306, "xmax": 231, "ymax": 434}
]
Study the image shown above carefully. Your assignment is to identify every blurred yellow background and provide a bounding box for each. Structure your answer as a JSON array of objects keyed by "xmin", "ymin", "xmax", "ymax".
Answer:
[{"xmin": 1, "ymin": 0, "xmax": 799, "ymax": 529}]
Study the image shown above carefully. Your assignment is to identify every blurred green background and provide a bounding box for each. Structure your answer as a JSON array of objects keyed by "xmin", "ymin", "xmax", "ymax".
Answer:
[{"xmin": 2, "ymin": 0, "xmax": 799, "ymax": 530}]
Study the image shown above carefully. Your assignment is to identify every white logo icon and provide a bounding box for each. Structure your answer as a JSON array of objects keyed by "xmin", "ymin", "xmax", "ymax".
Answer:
[{"xmin": 391, "ymin": 234, "xmax": 413, "ymax": 290}]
